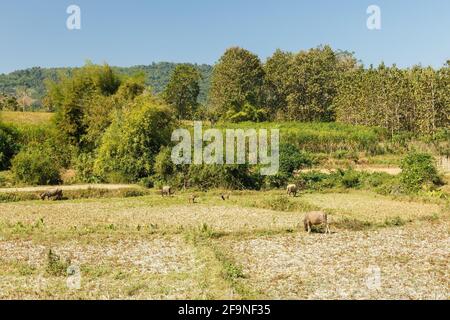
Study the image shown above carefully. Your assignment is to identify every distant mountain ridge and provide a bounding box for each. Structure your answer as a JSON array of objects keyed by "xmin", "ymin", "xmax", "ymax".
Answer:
[{"xmin": 0, "ymin": 62, "xmax": 213, "ymax": 106}]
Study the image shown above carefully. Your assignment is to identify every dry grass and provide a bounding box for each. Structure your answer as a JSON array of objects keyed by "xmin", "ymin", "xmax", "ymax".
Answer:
[
  {"xmin": 0, "ymin": 190, "xmax": 448, "ymax": 299},
  {"xmin": 0, "ymin": 111, "xmax": 53, "ymax": 126},
  {"xmin": 300, "ymin": 191, "xmax": 444, "ymax": 228},
  {"xmin": 214, "ymin": 221, "xmax": 449, "ymax": 299},
  {"xmin": 0, "ymin": 236, "xmax": 232, "ymax": 299}
]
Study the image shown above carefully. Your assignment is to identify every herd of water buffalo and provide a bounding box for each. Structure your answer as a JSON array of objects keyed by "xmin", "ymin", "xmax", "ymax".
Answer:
[{"xmin": 39, "ymin": 184, "xmax": 331, "ymax": 233}]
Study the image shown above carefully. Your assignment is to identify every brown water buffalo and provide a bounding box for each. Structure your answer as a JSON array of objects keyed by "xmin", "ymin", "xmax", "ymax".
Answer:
[
  {"xmin": 286, "ymin": 184, "xmax": 298, "ymax": 197},
  {"xmin": 40, "ymin": 189, "xmax": 63, "ymax": 201},
  {"xmin": 161, "ymin": 186, "xmax": 173, "ymax": 197},
  {"xmin": 304, "ymin": 211, "xmax": 331, "ymax": 234}
]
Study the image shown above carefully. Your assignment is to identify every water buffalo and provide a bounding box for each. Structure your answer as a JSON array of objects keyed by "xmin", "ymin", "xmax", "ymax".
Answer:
[
  {"xmin": 286, "ymin": 184, "xmax": 298, "ymax": 197},
  {"xmin": 220, "ymin": 192, "xmax": 230, "ymax": 200},
  {"xmin": 40, "ymin": 188, "xmax": 63, "ymax": 201},
  {"xmin": 161, "ymin": 186, "xmax": 173, "ymax": 197},
  {"xmin": 188, "ymin": 194, "xmax": 198, "ymax": 203},
  {"xmin": 303, "ymin": 211, "xmax": 331, "ymax": 234}
]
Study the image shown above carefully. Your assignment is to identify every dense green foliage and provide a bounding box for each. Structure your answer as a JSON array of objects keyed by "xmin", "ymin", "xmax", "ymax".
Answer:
[
  {"xmin": 278, "ymin": 143, "xmax": 313, "ymax": 175},
  {"xmin": 0, "ymin": 63, "xmax": 213, "ymax": 109},
  {"xmin": 335, "ymin": 63, "xmax": 450, "ymax": 135},
  {"xmin": 0, "ymin": 50, "xmax": 448, "ymax": 193},
  {"xmin": 209, "ymin": 47, "xmax": 265, "ymax": 120},
  {"xmin": 46, "ymin": 64, "xmax": 145, "ymax": 149},
  {"xmin": 2, "ymin": 49, "xmax": 448, "ymax": 136},
  {"xmin": 0, "ymin": 93, "xmax": 20, "ymax": 111},
  {"xmin": 400, "ymin": 152, "xmax": 441, "ymax": 192},
  {"xmin": 214, "ymin": 121, "xmax": 386, "ymax": 154},
  {"xmin": 11, "ymin": 144, "xmax": 62, "ymax": 185},
  {"xmin": 0, "ymin": 123, "xmax": 20, "ymax": 170},
  {"xmin": 162, "ymin": 64, "xmax": 201, "ymax": 119},
  {"xmin": 93, "ymin": 95, "xmax": 175, "ymax": 182}
]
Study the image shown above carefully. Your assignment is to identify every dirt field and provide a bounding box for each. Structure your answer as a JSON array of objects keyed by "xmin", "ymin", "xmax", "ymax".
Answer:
[{"xmin": 0, "ymin": 190, "xmax": 448, "ymax": 299}]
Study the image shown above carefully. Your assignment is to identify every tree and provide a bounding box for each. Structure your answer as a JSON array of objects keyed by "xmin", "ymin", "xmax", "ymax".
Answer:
[
  {"xmin": 0, "ymin": 93, "xmax": 19, "ymax": 111},
  {"xmin": 400, "ymin": 152, "xmax": 440, "ymax": 192},
  {"xmin": 93, "ymin": 94, "xmax": 175, "ymax": 182},
  {"xmin": 263, "ymin": 49, "xmax": 293, "ymax": 117},
  {"xmin": 11, "ymin": 143, "xmax": 62, "ymax": 185},
  {"xmin": 0, "ymin": 123, "xmax": 20, "ymax": 170},
  {"xmin": 46, "ymin": 63, "xmax": 146, "ymax": 150},
  {"xmin": 162, "ymin": 64, "xmax": 201, "ymax": 119},
  {"xmin": 209, "ymin": 47, "xmax": 264, "ymax": 118},
  {"xmin": 285, "ymin": 45, "xmax": 339, "ymax": 121}
]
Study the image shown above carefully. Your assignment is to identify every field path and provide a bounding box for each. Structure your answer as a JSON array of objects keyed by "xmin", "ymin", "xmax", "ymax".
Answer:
[
  {"xmin": 0, "ymin": 184, "xmax": 137, "ymax": 193},
  {"xmin": 299, "ymin": 166, "xmax": 402, "ymax": 175}
]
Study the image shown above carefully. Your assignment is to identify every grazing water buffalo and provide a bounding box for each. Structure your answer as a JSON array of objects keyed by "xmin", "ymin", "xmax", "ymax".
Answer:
[
  {"xmin": 188, "ymin": 194, "xmax": 198, "ymax": 204},
  {"xmin": 40, "ymin": 188, "xmax": 63, "ymax": 201},
  {"xmin": 286, "ymin": 184, "xmax": 298, "ymax": 197},
  {"xmin": 303, "ymin": 211, "xmax": 331, "ymax": 234},
  {"xmin": 161, "ymin": 186, "xmax": 173, "ymax": 197},
  {"xmin": 220, "ymin": 192, "xmax": 230, "ymax": 200}
]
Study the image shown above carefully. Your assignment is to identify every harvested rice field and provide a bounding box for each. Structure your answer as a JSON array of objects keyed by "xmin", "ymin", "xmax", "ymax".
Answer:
[{"xmin": 0, "ymin": 190, "xmax": 448, "ymax": 299}]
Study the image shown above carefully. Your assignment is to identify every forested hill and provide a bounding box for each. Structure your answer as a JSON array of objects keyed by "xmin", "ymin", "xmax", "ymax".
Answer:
[{"xmin": 0, "ymin": 62, "xmax": 213, "ymax": 105}]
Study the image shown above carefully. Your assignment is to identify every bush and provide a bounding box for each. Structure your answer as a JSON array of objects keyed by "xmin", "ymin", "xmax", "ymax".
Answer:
[
  {"xmin": 153, "ymin": 146, "xmax": 176, "ymax": 182},
  {"xmin": 0, "ymin": 123, "xmax": 20, "ymax": 170},
  {"xmin": 226, "ymin": 103, "xmax": 267, "ymax": 123},
  {"xmin": 279, "ymin": 143, "xmax": 313, "ymax": 175},
  {"xmin": 74, "ymin": 152, "xmax": 99, "ymax": 183},
  {"xmin": 264, "ymin": 172, "xmax": 290, "ymax": 188},
  {"xmin": 0, "ymin": 171, "xmax": 14, "ymax": 187},
  {"xmin": 366, "ymin": 172, "xmax": 394, "ymax": 188},
  {"xmin": 400, "ymin": 152, "xmax": 441, "ymax": 192},
  {"xmin": 138, "ymin": 176, "xmax": 154, "ymax": 189},
  {"xmin": 186, "ymin": 164, "xmax": 263, "ymax": 190},
  {"xmin": 341, "ymin": 169, "xmax": 362, "ymax": 188},
  {"xmin": 46, "ymin": 249, "xmax": 70, "ymax": 276},
  {"xmin": 11, "ymin": 144, "xmax": 61, "ymax": 185}
]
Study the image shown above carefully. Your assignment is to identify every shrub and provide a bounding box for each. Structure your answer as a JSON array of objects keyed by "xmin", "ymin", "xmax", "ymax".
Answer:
[
  {"xmin": 332, "ymin": 150, "xmax": 359, "ymax": 162},
  {"xmin": 11, "ymin": 144, "xmax": 61, "ymax": 185},
  {"xmin": 74, "ymin": 152, "xmax": 99, "ymax": 183},
  {"xmin": 341, "ymin": 169, "xmax": 362, "ymax": 188},
  {"xmin": 366, "ymin": 172, "xmax": 392, "ymax": 188},
  {"xmin": 296, "ymin": 170, "xmax": 349, "ymax": 191},
  {"xmin": 46, "ymin": 249, "xmax": 70, "ymax": 276},
  {"xmin": 0, "ymin": 123, "xmax": 20, "ymax": 170},
  {"xmin": 153, "ymin": 146, "xmax": 176, "ymax": 182},
  {"xmin": 400, "ymin": 152, "xmax": 441, "ymax": 192},
  {"xmin": 264, "ymin": 172, "xmax": 290, "ymax": 188},
  {"xmin": 279, "ymin": 143, "xmax": 313, "ymax": 175},
  {"xmin": 186, "ymin": 164, "xmax": 263, "ymax": 190},
  {"xmin": 226, "ymin": 103, "xmax": 267, "ymax": 122},
  {"xmin": 138, "ymin": 176, "xmax": 154, "ymax": 189},
  {"xmin": 0, "ymin": 171, "xmax": 14, "ymax": 187}
]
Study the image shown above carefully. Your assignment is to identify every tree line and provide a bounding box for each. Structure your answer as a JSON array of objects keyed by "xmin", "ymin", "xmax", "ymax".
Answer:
[
  {"xmin": 2, "ymin": 46, "xmax": 448, "ymax": 136},
  {"xmin": 204, "ymin": 46, "xmax": 449, "ymax": 135}
]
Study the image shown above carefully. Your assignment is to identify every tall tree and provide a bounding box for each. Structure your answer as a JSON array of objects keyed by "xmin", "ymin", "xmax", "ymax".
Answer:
[
  {"xmin": 162, "ymin": 64, "xmax": 201, "ymax": 119},
  {"xmin": 263, "ymin": 49, "xmax": 293, "ymax": 117},
  {"xmin": 209, "ymin": 47, "xmax": 264, "ymax": 118},
  {"xmin": 285, "ymin": 45, "xmax": 339, "ymax": 121},
  {"xmin": 46, "ymin": 63, "xmax": 147, "ymax": 150}
]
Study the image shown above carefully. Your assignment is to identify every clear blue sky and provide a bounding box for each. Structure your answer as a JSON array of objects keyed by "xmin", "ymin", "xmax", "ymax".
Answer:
[{"xmin": 0, "ymin": 0, "xmax": 449, "ymax": 74}]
